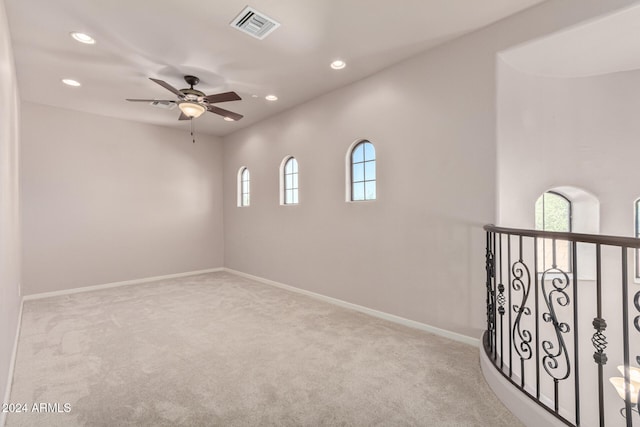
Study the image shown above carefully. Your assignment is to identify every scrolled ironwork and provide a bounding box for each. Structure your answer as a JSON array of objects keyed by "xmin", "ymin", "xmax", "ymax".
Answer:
[
  {"xmin": 618, "ymin": 406, "xmax": 640, "ymax": 419},
  {"xmin": 591, "ymin": 332, "xmax": 607, "ymax": 353},
  {"xmin": 485, "ymin": 243, "xmax": 495, "ymax": 337},
  {"xmin": 511, "ymin": 260, "xmax": 532, "ymax": 360},
  {"xmin": 486, "ymin": 245, "xmax": 495, "ymax": 280},
  {"xmin": 540, "ymin": 267, "xmax": 571, "ymax": 381},
  {"xmin": 634, "ymin": 290, "xmax": 640, "ymax": 333},
  {"xmin": 632, "ymin": 288, "xmax": 639, "ymax": 420},
  {"xmin": 481, "ymin": 225, "xmax": 640, "ymax": 427},
  {"xmin": 591, "ymin": 317, "xmax": 608, "ymax": 365}
]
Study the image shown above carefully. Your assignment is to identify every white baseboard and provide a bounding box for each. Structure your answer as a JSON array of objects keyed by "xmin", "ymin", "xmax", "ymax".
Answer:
[
  {"xmin": 1, "ymin": 298, "xmax": 24, "ymax": 427},
  {"xmin": 23, "ymin": 268, "xmax": 224, "ymax": 301},
  {"xmin": 480, "ymin": 348, "xmax": 566, "ymax": 427},
  {"xmin": 224, "ymin": 268, "xmax": 479, "ymax": 347},
  {"xmin": 21, "ymin": 266, "xmax": 479, "ymax": 346}
]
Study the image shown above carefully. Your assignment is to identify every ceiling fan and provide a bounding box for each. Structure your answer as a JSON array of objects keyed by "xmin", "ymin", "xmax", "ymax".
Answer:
[{"xmin": 127, "ymin": 75, "xmax": 243, "ymax": 121}]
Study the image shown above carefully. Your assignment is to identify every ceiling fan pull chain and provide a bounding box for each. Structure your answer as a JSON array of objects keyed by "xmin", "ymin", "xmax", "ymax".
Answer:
[{"xmin": 191, "ymin": 118, "xmax": 196, "ymax": 143}]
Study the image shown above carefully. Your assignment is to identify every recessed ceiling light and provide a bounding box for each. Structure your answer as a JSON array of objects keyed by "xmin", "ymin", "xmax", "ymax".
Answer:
[
  {"xmin": 70, "ymin": 32, "xmax": 95, "ymax": 44},
  {"xmin": 62, "ymin": 79, "xmax": 81, "ymax": 87},
  {"xmin": 251, "ymin": 94, "xmax": 258, "ymax": 98},
  {"xmin": 331, "ymin": 59, "xmax": 346, "ymax": 70},
  {"xmin": 265, "ymin": 95, "xmax": 278, "ymax": 101},
  {"xmin": 224, "ymin": 117, "xmax": 235, "ymax": 122}
]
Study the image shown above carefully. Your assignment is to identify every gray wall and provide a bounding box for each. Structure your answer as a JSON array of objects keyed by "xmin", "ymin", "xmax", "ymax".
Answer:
[
  {"xmin": 498, "ymin": 62, "xmax": 640, "ymax": 237},
  {"xmin": 20, "ymin": 102, "xmax": 225, "ymax": 295},
  {"xmin": 0, "ymin": 0, "xmax": 22, "ymax": 409},
  {"xmin": 13, "ymin": 0, "xmax": 640, "ymax": 339},
  {"xmin": 222, "ymin": 0, "xmax": 640, "ymax": 339}
]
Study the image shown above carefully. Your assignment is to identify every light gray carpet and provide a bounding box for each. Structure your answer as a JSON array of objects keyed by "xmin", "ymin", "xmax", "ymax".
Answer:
[{"xmin": 7, "ymin": 271, "xmax": 521, "ymax": 426}]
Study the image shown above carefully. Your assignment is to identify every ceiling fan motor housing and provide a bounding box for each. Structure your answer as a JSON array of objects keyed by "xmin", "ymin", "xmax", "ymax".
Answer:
[
  {"xmin": 181, "ymin": 89, "xmax": 205, "ymax": 99},
  {"xmin": 181, "ymin": 76, "xmax": 205, "ymax": 100}
]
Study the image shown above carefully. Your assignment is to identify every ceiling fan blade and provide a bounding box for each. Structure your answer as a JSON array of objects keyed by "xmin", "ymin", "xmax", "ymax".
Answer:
[
  {"xmin": 178, "ymin": 112, "xmax": 190, "ymax": 121},
  {"xmin": 204, "ymin": 91, "xmax": 242, "ymax": 103},
  {"xmin": 149, "ymin": 78, "xmax": 183, "ymax": 97},
  {"xmin": 126, "ymin": 99, "xmax": 175, "ymax": 102},
  {"xmin": 207, "ymin": 105, "xmax": 243, "ymax": 121}
]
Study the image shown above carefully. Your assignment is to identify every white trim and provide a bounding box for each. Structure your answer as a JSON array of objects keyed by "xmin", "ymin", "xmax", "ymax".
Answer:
[
  {"xmin": 279, "ymin": 155, "xmax": 299, "ymax": 206},
  {"xmin": 1, "ymin": 299, "xmax": 24, "ymax": 427},
  {"xmin": 237, "ymin": 166, "xmax": 250, "ymax": 207},
  {"xmin": 23, "ymin": 268, "xmax": 224, "ymax": 300},
  {"xmin": 224, "ymin": 268, "xmax": 479, "ymax": 347},
  {"xmin": 345, "ymin": 138, "xmax": 361, "ymax": 202}
]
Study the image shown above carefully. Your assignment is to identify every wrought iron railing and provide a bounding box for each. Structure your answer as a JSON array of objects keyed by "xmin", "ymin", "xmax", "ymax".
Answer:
[{"xmin": 484, "ymin": 225, "xmax": 640, "ymax": 427}]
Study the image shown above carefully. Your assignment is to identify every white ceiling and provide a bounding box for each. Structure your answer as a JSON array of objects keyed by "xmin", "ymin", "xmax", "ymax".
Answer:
[
  {"xmin": 501, "ymin": 3, "xmax": 640, "ymax": 78},
  {"xmin": 6, "ymin": 0, "xmax": 544, "ymax": 137}
]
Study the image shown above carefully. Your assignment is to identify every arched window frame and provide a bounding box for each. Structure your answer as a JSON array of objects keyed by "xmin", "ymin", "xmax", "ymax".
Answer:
[
  {"xmin": 536, "ymin": 190, "xmax": 572, "ymax": 232},
  {"xmin": 346, "ymin": 139, "xmax": 376, "ymax": 202},
  {"xmin": 280, "ymin": 156, "xmax": 299, "ymax": 205},
  {"xmin": 237, "ymin": 167, "xmax": 250, "ymax": 207},
  {"xmin": 535, "ymin": 190, "xmax": 573, "ymax": 273}
]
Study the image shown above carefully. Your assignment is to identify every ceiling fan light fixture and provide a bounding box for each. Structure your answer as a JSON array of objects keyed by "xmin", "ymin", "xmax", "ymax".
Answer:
[
  {"xmin": 179, "ymin": 102, "xmax": 206, "ymax": 118},
  {"xmin": 70, "ymin": 32, "xmax": 95, "ymax": 44}
]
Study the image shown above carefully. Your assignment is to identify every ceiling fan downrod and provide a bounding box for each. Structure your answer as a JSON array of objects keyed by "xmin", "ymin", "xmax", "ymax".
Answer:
[{"xmin": 183, "ymin": 75, "xmax": 200, "ymax": 89}]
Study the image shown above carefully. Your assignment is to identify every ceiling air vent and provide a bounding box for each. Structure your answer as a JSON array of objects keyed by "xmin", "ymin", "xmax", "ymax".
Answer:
[
  {"xmin": 230, "ymin": 6, "xmax": 280, "ymax": 40},
  {"xmin": 149, "ymin": 100, "xmax": 176, "ymax": 110}
]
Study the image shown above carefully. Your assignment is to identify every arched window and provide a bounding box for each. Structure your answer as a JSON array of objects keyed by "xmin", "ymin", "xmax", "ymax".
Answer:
[
  {"xmin": 281, "ymin": 157, "xmax": 298, "ymax": 205},
  {"xmin": 535, "ymin": 191, "xmax": 572, "ymax": 272},
  {"xmin": 237, "ymin": 167, "xmax": 250, "ymax": 207},
  {"xmin": 349, "ymin": 140, "xmax": 376, "ymax": 201}
]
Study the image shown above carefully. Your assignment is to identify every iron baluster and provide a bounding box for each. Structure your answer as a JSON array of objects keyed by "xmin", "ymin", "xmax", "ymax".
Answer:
[
  {"xmin": 620, "ymin": 248, "xmax": 632, "ymax": 425},
  {"xmin": 491, "ymin": 234, "xmax": 498, "ymax": 360},
  {"xmin": 498, "ymin": 233, "xmax": 506, "ymax": 370},
  {"xmin": 508, "ymin": 236, "xmax": 513, "ymax": 378},
  {"xmin": 486, "ymin": 231, "xmax": 496, "ymax": 358},
  {"xmin": 540, "ymin": 260, "xmax": 572, "ymax": 414},
  {"xmin": 512, "ymin": 235, "xmax": 533, "ymax": 388},
  {"xmin": 571, "ymin": 241, "xmax": 580, "ymax": 427},
  {"xmin": 592, "ymin": 244, "xmax": 607, "ymax": 427},
  {"xmin": 534, "ymin": 237, "xmax": 541, "ymax": 400}
]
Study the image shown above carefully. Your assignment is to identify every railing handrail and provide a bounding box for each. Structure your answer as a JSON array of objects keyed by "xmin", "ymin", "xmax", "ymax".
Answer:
[{"xmin": 484, "ymin": 224, "xmax": 640, "ymax": 249}]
